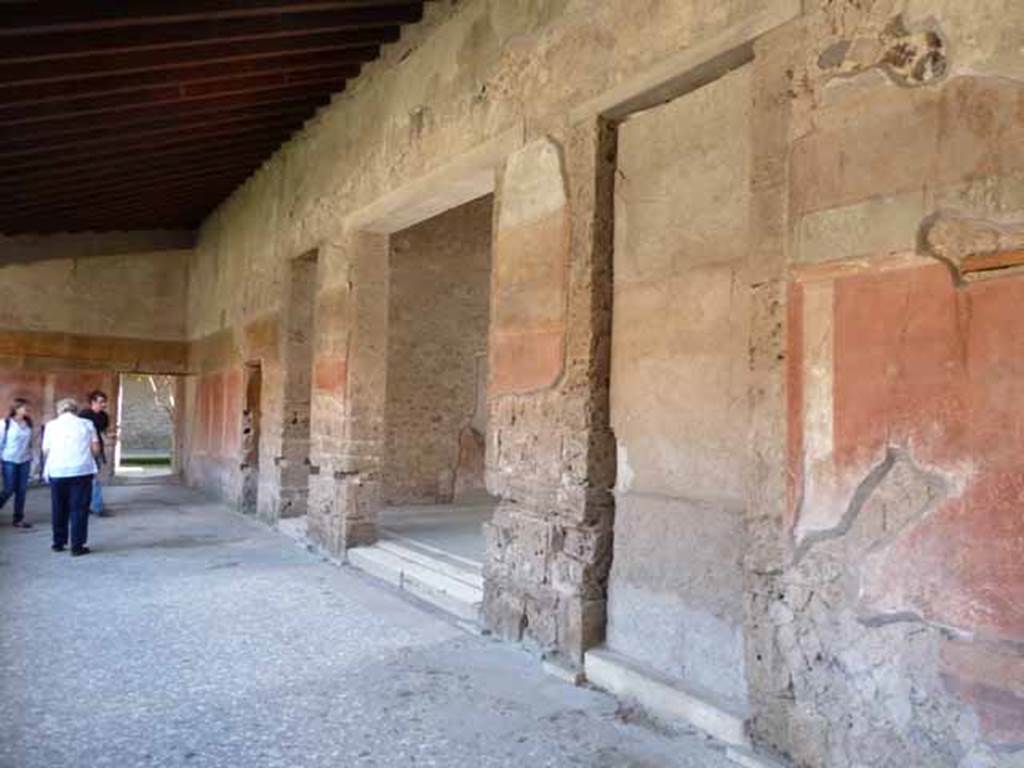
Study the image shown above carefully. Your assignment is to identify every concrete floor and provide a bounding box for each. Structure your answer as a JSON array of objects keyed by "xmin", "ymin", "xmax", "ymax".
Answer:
[
  {"xmin": 379, "ymin": 495, "xmax": 496, "ymax": 563},
  {"xmin": 0, "ymin": 481, "xmax": 735, "ymax": 768}
]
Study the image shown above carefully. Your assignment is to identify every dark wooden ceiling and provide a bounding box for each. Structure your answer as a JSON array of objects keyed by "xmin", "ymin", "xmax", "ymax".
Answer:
[{"xmin": 0, "ymin": 1, "xmax": 429, "ymax": 235}]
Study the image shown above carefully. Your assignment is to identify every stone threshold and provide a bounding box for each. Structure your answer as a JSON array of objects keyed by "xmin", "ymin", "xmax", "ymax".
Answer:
[
  {"xmin": 584, "ymin": 647, "xmax": 766, "ymax": 756},
  {"xmin": 347, "ymin": 534, "xmax": 483, "ymax": 624}
]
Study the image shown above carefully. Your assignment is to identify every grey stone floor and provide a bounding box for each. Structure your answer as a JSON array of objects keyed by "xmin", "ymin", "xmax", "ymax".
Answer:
[{"xmin": 0, "ymin": 481, "xmax": 734, "ymax": 768}]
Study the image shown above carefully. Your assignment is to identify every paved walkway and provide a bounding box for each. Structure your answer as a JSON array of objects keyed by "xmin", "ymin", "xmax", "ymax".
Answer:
[{"xmin": 0, "ymin": 481, "xmax": 734, "ymax": 768}]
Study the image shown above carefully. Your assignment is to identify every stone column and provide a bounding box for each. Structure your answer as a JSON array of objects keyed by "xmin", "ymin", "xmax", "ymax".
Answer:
[
  {"xmin": 483, "ymin": 120, "xmax": 617, "ymax": 664},
  {"xmin": 307, "ymin": 231, "xmax": 389, "ymax": 555}
]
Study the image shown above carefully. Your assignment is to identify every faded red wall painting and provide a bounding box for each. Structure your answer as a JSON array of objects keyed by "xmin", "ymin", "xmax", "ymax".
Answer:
[
  {"xmin": 193, "ymin": 367, "xmax": 242, "ymax": 459},
  {"xmin": 788, "ymin": 260, "xmax": 1024, "ymax": 746}
]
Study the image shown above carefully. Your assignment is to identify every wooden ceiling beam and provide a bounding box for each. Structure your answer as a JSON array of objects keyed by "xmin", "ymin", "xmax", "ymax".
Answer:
[
  {"xmin": 0, "ymin": 31, "xmax": 388, "ymax": 87},
  {"xmin": 0, "ymin": 62, "xmax": 359, "ymax": 112},
  {"xmin": 2, "ymin": 186, "xmax": 241, "ymax": 228},
  {"xmin": 4, "ymin": 142, "xmax": 280, "ymax": 190},
  {"xmin": 0, "ymin": 6, "xmax": 421, "ymax": 63},
  {"xmin": 0, "ymin": 114, "xmax": 306, "ymax": 165},
  {"xmin": 0, "ymin": 2, "xmax": 418, "ymax": 34},
  {"xmin": 0, "ymin": 66, "xmax": 353, "ymax": 126},
  {"xmin": 3, "ymin": 120, "xmax": 299, "ymax": 173},
  {"xmin": 0, "ymin": 31, "xmax": 388, "ymax": 86},
  {"xmin": 0, "ymin": 93, "xmax": 326, "ymax": 143},
  {"xmin": 3, "ymin": 136, "xmax": 285, "ymax": 188},
  {"xmin": 5, "ymin": 184, "xmax": 241, "ymax": 221},
  {"xmin": 0, "ymin": 50, "xmax": 368, "ymax": 104},
  {"xmin": 0, "ymin": 2, "xmax": 426, "ymax": 235},
  {"xmin": 2, "ymin": 160, "xmax": 267, "ymax": 210},
  {"xmin": 0, "ymin": 100, "xmax": 318, "ymax": 154}
]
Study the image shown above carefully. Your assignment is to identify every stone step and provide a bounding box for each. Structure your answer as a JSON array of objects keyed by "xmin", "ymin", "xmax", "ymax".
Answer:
[
  {"xmin": 375, "ymin": 536, "xmax": 484, "ymax": 589},
  {"xmin": 377, "ymin": 527, "xmax": 486, "ymax": 574},
  {"xmin": 584, "ymin": 646, "xmax": 750, "ymax": 749},
  {"xmin": 348, "ymin": 544, "xmax": 483, "ymax": 623}
]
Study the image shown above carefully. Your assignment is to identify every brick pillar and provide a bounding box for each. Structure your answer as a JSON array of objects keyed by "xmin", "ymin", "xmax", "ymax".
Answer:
[
  {"xmin": 307, "ymin": 231, "xmax": 388, "ymax": 555},
  {"xmin": 483, "ymin": 121, "xmax": 617, "ymax": 664}
]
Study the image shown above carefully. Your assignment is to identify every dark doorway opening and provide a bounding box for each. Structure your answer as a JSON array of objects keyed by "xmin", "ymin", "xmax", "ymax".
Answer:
[{"xmin": 240, "ymin": 361, "xmax": 263, "ymax": 516}]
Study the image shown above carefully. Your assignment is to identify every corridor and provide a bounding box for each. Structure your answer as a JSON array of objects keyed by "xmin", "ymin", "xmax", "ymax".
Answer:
[{"xmin": 0, "ymin": 482, "xmax": 732, "ymax": 768}]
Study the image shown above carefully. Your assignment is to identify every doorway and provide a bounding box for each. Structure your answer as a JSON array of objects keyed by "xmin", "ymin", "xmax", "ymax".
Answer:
[
  {"xmin": 240, "ymin": 361, "xmax": 262, "ymax": 516},
  {"xmin": 346, "ymin": 196, "xmax": 495, "ymax": 620},
  {"xmin": 115, "ymin": 373, "xmax": 176, "ymax": 479},
  {"xmin": 378, "ymin": 195, "xmax": 496, "ymax": 562}
]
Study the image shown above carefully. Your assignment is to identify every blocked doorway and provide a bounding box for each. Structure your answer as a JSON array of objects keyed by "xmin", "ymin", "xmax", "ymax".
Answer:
[
  {"xmin": 239, "ymin": 362, "xmax": 262, "ymax": 516},
  {"xmin": 277, "ymin": 250, "xmax": 317, "ymax": 521},
  {"xmin": 596, "ymin": 64, "xmax": 755, "ymax": 733}
]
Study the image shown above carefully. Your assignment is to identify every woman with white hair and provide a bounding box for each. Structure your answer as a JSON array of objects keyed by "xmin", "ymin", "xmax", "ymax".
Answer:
[{"xmin": 42, "ymin": 398, "xmax": 100, "ymax": 556}]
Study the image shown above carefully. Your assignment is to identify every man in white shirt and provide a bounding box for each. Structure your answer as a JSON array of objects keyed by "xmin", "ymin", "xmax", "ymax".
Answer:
[{"xmin": 42, "ymin": 398, "xmax": 100, "ymax": 556}]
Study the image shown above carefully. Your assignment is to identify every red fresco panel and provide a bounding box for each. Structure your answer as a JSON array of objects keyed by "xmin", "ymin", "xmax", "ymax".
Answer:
[
  {"xmin": 832, "ymin": 263, "xmax": 969, "ymax": 472},
  {"xmin": 223, "ymin": 367, "xmax": 242, "ymax": 455},
  {"xmin": 209, "ymin": 371, "xmax": 224, "ymax": 457},
  {"xmin": 791, "ymin": 263, "xmax": 1024, "ymax": 744}
]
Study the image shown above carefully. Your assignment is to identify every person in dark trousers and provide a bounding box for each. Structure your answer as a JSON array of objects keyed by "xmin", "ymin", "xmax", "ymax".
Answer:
[
  {"xmin": 79, "ymin": 390, "xmax": 112, "ymax": 517},
  {"xmin": 43, "ymin": 398, "xmax": 99, "ymax": 556},
  {"xmin": 0, "ymin": 397, "xmax": 35, "ymax": 528}
]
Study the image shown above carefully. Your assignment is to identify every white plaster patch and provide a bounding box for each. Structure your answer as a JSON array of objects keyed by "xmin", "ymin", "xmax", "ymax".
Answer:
[
  {"xmin": 497, "ymin": 137, "xmax": 567, "ymax": 230},
  {"xmin": 616, "ymin": 442, "xmax": 635, "ymax": 493},
  {"xmin": 796, "ymin": 278, "xmax": 842, "ymax": 541}
]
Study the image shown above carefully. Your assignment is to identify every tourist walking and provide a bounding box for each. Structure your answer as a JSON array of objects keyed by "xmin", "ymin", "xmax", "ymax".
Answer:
[
  {"xmin": 42, "ymin": 398, "xmax": 99, "ymax": 556},
  {"xmin": 0, "ymin": 398, "xmax": 35, "ymax": 528},
  {"xmin": 79, "ymin": 390, "xmax": 112, "ymax": 516}
]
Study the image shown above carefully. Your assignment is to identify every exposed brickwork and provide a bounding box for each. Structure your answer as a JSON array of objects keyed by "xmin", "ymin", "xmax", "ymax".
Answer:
[{"xmin": 383, "ymin": 196, "xmax": 492, "ymax": 504}]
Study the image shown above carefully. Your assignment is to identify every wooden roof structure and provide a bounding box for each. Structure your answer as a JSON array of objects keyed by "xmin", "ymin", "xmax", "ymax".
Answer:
[{"xmin": 0, "ymin": 1, "xmax": 429, "ymax": 234}]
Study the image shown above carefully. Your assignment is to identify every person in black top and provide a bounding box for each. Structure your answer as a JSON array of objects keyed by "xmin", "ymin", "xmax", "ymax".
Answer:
[{"xmin": 79, "ymin": 390, "xmax": 112, "ymax": 517}]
